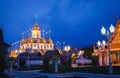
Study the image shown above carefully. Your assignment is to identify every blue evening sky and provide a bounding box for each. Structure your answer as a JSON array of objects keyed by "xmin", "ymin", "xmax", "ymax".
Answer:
[{"xmin": 0, "ymin": 0, "xmax": 120, "ymax": 48}]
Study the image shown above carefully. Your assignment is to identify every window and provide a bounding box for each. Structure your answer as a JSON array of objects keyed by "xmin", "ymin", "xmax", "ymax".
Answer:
[
  {"xmin": 34, "ymin": 44, "xmax": 36, "ymax": 47},
  {"xmin": 41, "ymin": 45, "xmax": 42, "ymax": 49},
  {"xmin": 47, "ymin": 45, "xmax": 49, "ymax": 48},
  {"xmin": 44, "ymin": 45, "xmax": 46, "ymax": 48},
  {"xmin": 50, "ymin": 45, "xmax": 52, "ymax": 48},
  {"xmin": 38, "ymin": 45, "xmax": 39, "ymax": 48}
]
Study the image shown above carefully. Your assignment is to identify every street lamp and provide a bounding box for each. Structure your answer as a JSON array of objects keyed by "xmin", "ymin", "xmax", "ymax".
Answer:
[
  {"xmin": 97, "ymin": 40, "xmax": 106, "ymax": 66},
  {"xmin": 64, "ymin": 46, "xmax": 70, "ymax": 71},
  {"xmin": 16, "ymin": 49, "xmax": 20, "ymax": 68},
  {"xmin": 63, "ymin": 41, "xmax": 65, "ymax": 50},
  {"xmin": 101, "ymin": 24, "xmax": 115, "ymax": 74},
  {"xmin": 78, "ymin": 50, "xmax": 84, "ymax": 66},
  {"xmin": 26, "ymin": 47, "xmax": 30, "ymax": 68}
]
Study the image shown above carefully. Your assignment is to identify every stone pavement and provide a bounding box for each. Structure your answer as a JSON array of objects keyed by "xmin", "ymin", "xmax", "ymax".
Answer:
[
  {"xmin": 56, "ymin": 73, "xmax": 120, "ymax": 78},
  {"xmin": 5, "ymin": 69, "xmax": 120, "ymax": 78}
]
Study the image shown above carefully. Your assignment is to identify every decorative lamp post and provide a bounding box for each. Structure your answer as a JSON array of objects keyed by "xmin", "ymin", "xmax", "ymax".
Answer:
[
  {"xmin": 63, "ymin": 41, "xmax": 65, "ymax": 50},
  {"xmin": 16, "ymin": 49, "xmax": 20, "ymax": 68},
  {"xmin": 101, "ymin": 24, "xmax": 115, "ymax": 74},
  {"xmin": 78, "ymin": 50, "xmax": 84, "ymax": 66},
  {"xmin": 26, "ymin": 47, "xmax": 30, "ymax": 68},
  {"xmin": 64, "ymin": 46, "xmax": 70, "ymax": 71},
  {"xmin": 42, "ymin": 30, "xmax": 45, "ymax": 38},
  {"xmin": 59, "ymin": 42, "xmax": 61, "ymax": 50},
  {"xmin": 45, "ymin": 32, "xmax": 48, "ymax": 39},
  {"xmin": 97, "ymin": 40, "xmax": 106, "ymax": 66},
  {"xmin": 56, "ymin": 41, "xmax": 59, "ymax": 49},
  {"xmin": 48, "ymin": 30, "xmax": 51, "ymax": 39}
]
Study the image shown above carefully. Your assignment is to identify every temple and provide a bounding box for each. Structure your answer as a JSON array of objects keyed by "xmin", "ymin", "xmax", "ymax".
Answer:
[
  {"xmin": 110, "ymin": 19, "xmax": 120, "ymax": 65},
  {"xmin": 10, "ymin": 22, "xmax": 54, "ymax": 58},
  {"xmin": 93, "ymin": 19, "xmax": 120, "ymax": 66}
]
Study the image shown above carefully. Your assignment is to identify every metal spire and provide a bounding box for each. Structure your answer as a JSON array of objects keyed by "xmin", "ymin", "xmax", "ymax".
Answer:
[
  {"xmin": 35, "ymin": 14, "xmax": 38, "ymax": 24},
  {"xmin": 49, "ymin": 30, "xmax": 51, "ymax": 39},
  {"xmin": 42, "ymin": 30, "xmax": 45, "ymax": 38},
  {"xmin": 45, "ymin": 32, "xmax": 48, "ymax": 39},
  {"xmin": 22, "ymin": 32, "xmax": 24, "ymax": 40}
]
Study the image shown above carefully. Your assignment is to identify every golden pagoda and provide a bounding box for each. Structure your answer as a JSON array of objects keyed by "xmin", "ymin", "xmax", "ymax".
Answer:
[
  {"xmin": 110, "ymin": 19, "xmax": 120, "ymax": 64},
  {"xmin": 93, "ymin": 19, "xmax": 120, "ymax": 66},
  {"xmin": 10, "ymin": 22, "xmax": 54, "ymax": 58}
]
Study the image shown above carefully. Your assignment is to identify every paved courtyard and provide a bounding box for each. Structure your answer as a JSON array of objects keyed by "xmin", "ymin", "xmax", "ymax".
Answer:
[{"xmin": 5, "ymin": 69, "xmax": 120, "ymax": 78}]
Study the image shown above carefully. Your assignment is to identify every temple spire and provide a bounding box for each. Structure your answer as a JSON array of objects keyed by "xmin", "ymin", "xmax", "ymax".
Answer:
[
  {"xmin": 48, "ymin": 30, "xmax": 51, "ymax": 39},
  {"xmin": 116, "ymin": 18, "xmax": 120, "ymax": 30},
  {"xmin": 35, "ymin": 14, "xmax": 38, "ymax": 24}
]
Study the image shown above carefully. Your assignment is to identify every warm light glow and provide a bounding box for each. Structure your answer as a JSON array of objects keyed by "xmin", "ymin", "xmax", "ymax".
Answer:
[
  {"xmin": 101, "ymin": 26, "xmax": 106, "ymax": 35},
  {"xmin": 32, "ymin": 30, "xmax": 40, "ymax": 38},
  {"xmin": 97, "ymin": 40, "xmax": 106, "ymax": 47},
  {"xmin": 19, "ymin": 50, "xmax": 22, "ymax": 53},
  {"xmin": 15, "ymin": 50, "xmax": 18, "ymax": 53},
  {"xmin": 78, "ymin": 50, "xmax": 84, "ymax": 56},
  {"xmin": 97, "ymin": 40, "xmax": 101, "ymax": 46},
  {"xmin": 92, "ymin": 53, "xmax": 98, "ymax": 56},
  {"xmin": 64, "ymin": 46, "xmax": 70, "ymax": 52},
  {"xmin": 102, "ymin": 40, "xmax": 106, "ymax": 46},
  {"xmin": 10, "ymin": 22, "xmax": 54, "ymax": 57},
  {"xmin": 109, "ymin": 24, "xmax": 115, "ymax": 33}
]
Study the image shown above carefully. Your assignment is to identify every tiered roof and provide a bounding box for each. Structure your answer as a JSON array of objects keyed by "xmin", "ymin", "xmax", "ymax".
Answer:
[{"xmin": 110, "ymin": 19, "xmax": 120, "ymax": 51}]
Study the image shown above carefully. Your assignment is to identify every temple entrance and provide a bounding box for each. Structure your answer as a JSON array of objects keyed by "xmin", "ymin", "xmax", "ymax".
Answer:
[
  {"xmin": 111, "ymin": 52, "xmax": 117, "ymax": 64},
  {"xmin": 117, "ymin": 52, "xmax": 120, "ymax": 64}
]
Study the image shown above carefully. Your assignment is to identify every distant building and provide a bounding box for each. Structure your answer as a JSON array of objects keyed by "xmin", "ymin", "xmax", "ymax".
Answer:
[
  {"xmin": 93, "ymin": 19, "xmax": 120, "ymax": 66},
  {"xmin": 10, "ymin": 21, "xmax": 54, "ymax": 58},
  {"xmin": 16, "ymin": 52, "xmax": 43, "ymax": 66}
]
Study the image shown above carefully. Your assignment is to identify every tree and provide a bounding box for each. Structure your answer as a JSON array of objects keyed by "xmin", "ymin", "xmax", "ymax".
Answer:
[
  {"xmin": 0, "ymin": 28, "xmax": 10, "ymax": 77},
  {"xmin": 52, "ymin": 56, "xmax": 59, "ymax": 73},
  {"xmin": 0, "ymin": 46, "xmax": 9, "ymax": 74},
  {"xmin": 71, "ymin": 53, "xmax": 77, "ymax": 64},
  {"xmin": 81, "ymin": 45, "xmax": 93, "ymax": 59},
  {"xmin": 91, "ymin": 55, "xmax": 98, "ymax": 66},
  {"xmin": 43, "ymin": 55, "xmax": 49, "ymax": 72}
]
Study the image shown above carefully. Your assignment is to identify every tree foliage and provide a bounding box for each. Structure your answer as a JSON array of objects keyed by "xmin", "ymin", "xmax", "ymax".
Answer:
[
  {"xmin": 43, "ymin": 55, "xmax": 49, "ymax": 72},
  {"xmin": 81, "ymin": 45, "xmax": 94, "ymax": 59},
  {"xmin": 0, "ymin": 47, "xmax": 7, "ymax": 74}
]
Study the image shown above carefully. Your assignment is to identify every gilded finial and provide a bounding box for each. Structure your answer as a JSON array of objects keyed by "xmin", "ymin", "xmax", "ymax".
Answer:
[{"xmin": 35, "ymin": 14, "xmax": 38, "ymax": 24}]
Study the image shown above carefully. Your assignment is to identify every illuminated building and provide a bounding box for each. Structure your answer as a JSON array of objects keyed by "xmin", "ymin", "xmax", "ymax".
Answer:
[
  {"xmin": 93, "ymin": 19, "xmax": 120, "ymax": 66},
  {"xmin": 10, "ymin": 21, "xmax": 54, "ymax": 58}
]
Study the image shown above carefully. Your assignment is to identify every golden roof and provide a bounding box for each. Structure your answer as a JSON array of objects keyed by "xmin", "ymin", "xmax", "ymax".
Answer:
[
  {"xmin": 110, "ymin": 43, "xmax": 120, "ymax": 49},
  {"xmin": 20, "ymin": 37, "xmax": 54, "ymax": 44},
  {"xmin": 109, "ymin": 19, "xmax": 120, "ymax": 51},
  {"xmin": 47, "ymin": 38, "xmax": 53, "ymax": 44},
  {"xmin": 41, "ymin": 37, "xmax": 46, "ymax": 43}
]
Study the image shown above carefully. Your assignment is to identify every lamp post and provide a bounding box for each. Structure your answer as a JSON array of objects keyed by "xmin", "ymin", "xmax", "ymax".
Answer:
[
  {"xmin": 56, "ymin": 41, "xmax": 59, "ymax": 49},
  {"xmin": 78, "ymin": 50, "xmax": 84, "ymax": 66},
  {"xmin": 64, "ymin": 46, "xmax": 70, "ymax": 71},
  {"xmin": 59, "ymin": 42, "xmax": 61, "ymax": 50},
  {"xmin": 16, "ymin": 49, "xmax": 20, "ymax": 68},
  {"xmin": 26, "ymin": 47, "xmax": 30, "ymax": 68},
  {"xmin": 63, "ymin": 41, "xmax": 65, "ymax": 50},
  {"xmin": 97, "ymin": 40, "xmax": 106, "ymax": 66},
  {"xmin": 48, "ymin": 30, "xmax": 51, "ymax": 39},
  {"xmin": 101, "ymin": 24, "xmax": 115, "ymax": 74}
]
